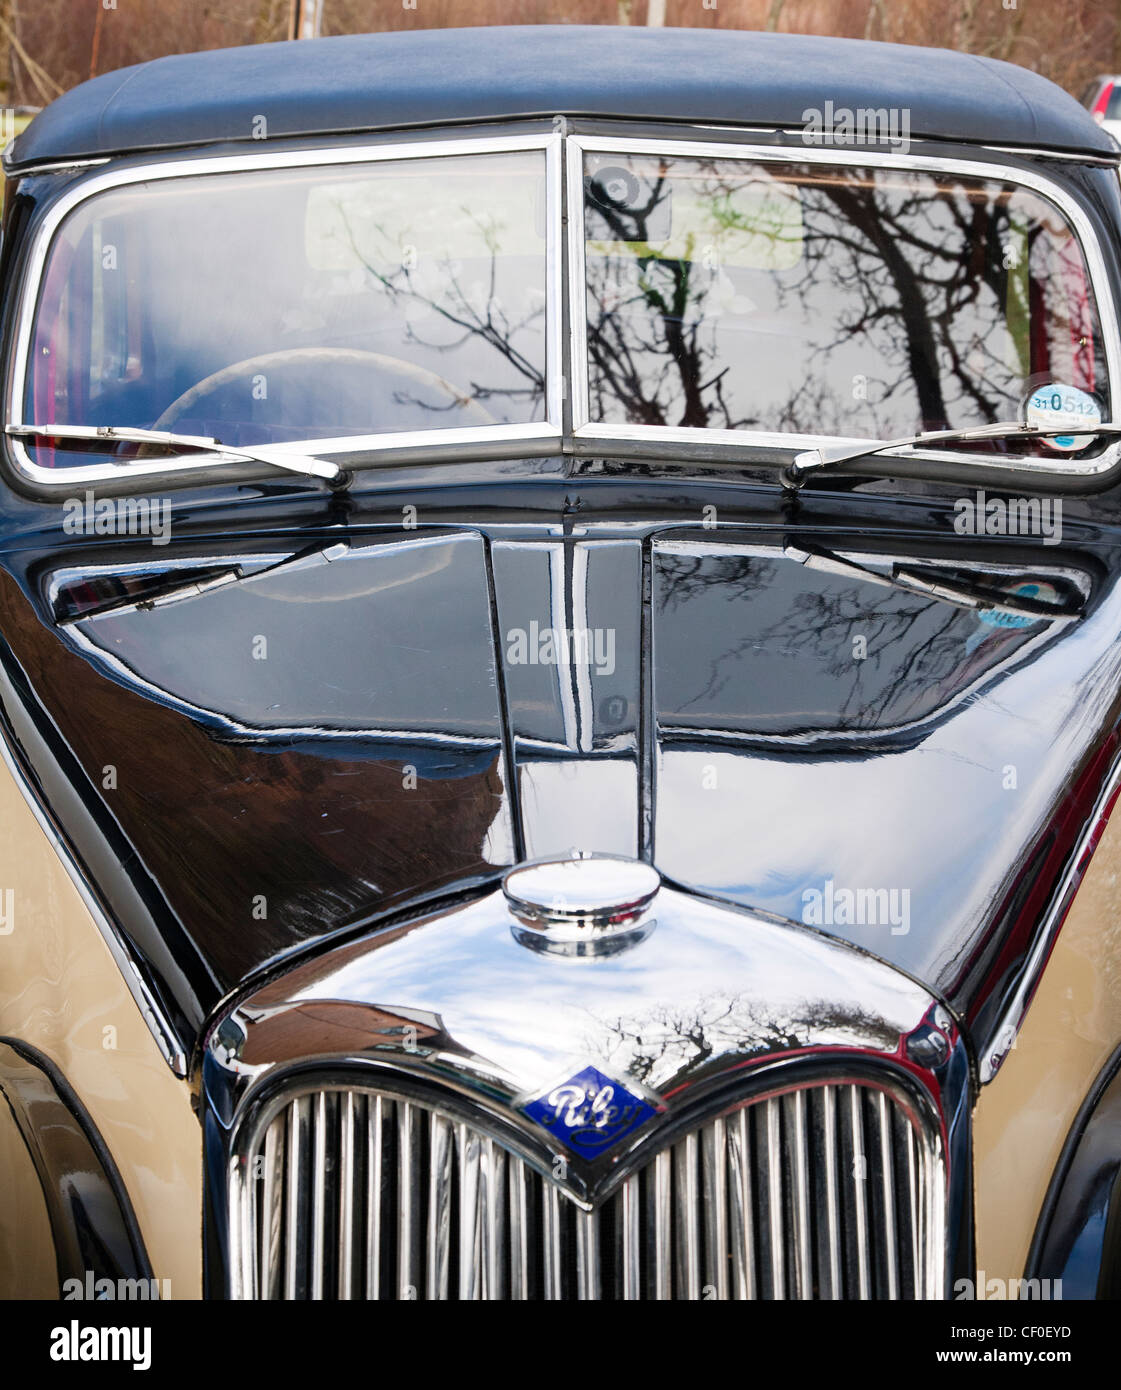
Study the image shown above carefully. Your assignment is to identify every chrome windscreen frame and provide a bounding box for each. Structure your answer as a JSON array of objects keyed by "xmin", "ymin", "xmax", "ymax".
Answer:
[
  {"xmin": 565, "ymin": 134, "xmax": 1121, "ymax": 480},
  {"xmin": 6, "ymin": 125, "xmax": 1120, "ymax": 490},
  {"xmin": 4, "ymin": 132, "xmax": 565, "ymax": 490}
]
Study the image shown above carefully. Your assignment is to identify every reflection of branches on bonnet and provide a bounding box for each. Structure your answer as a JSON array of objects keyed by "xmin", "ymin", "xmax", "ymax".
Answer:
[
  {"xmin": 332, "ymin": 200, "xmax": 546, "ymax": 414},
  {"xmin": 756, "ymin": 588, "xmax": 966, "ymax": 726},
  {"xmin": 662, "ymin": 554, "xmax": 966, "ymax": 726},
  {"xmin": 587, "ymin": 995, "xmax": 900, "ymax": 1088},
  {"xmin": 655, "ymin": 553, "xmax": 778, "ymax": 610}
]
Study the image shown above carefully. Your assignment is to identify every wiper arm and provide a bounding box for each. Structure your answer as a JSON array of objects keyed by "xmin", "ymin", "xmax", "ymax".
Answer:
[
  {"xmin": 56, "ymin": 540, "xmax": 351, "ymax": 625},
  {"xmin": 784, "ymin": 540, "xmax": 1084, "ymax": 622},
  {"xmin": 7, "ymin": 423, "xmax": 345, "ymax": 486},
  {"xmin": 781, "ymin": 420, "xmax": 1121, "ymax": 489}
]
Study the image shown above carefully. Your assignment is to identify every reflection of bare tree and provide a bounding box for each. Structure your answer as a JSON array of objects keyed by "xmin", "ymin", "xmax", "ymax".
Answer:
[
  {"xmin": 655, "ymin": 553, "xmax": 777, "ymax": 609},
  {"xmin": 657, "ymin": 553, "xmax": 1042, "ymax": 732},
  {"xmin": 585, "ymin": 159, "xmax": 1104, "ymax": 443},
  {"xmin": 586, "ymin": 993, "xmax": 900, "ymax": 1090},
  {"xmin": 585, "ymin": 170, "xmax": 761, "ymax": 429},
  {"xmin": 333, "ymin": 201, "xmax": 546, "ymax": 419}
]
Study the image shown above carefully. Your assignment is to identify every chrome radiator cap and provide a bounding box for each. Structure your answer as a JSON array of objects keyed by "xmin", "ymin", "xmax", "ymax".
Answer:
[{"xmin": 502, "ymin": 853, "xmax": 661, "ymax": 955}]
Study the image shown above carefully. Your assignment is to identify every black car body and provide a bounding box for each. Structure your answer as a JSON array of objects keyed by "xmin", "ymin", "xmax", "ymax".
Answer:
[{"xmin": 2, "ymin": 26, "xmax": 1121, "ymax": 1301}]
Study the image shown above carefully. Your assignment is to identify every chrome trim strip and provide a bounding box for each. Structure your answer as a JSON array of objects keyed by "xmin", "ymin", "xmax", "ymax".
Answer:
[
  {"xmin": 980, "ymin": 752, "xmax": 1121, "ymax": 1082},
  {"xmin": 566, "ymin": 134, "xmax": 1121, "ymax": 479},
  {"xmin": 0, "ymin": 715, "xmax": 187, "ymax": 1075},
  {"xmin": 6, "ymin": 134, "xmax": 563, "ymax": 490},
  {"xmin": 3, "ymin": 156, "xmax": 112, "ymax": 176}
]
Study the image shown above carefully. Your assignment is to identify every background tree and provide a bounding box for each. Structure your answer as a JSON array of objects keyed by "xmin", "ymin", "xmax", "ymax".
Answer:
[{"xmin": 5, "ymin": 0, "xmax": 1120, "ymax": 109}]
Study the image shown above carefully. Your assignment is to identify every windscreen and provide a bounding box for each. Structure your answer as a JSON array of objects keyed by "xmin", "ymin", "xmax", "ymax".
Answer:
[
  {"xmin": 24, "ymin": 149, "xmax": 550, "ymax": 468},
  {"xmin": 582, "ymin": 151, "xmax": 1111, "ymax": 453}
]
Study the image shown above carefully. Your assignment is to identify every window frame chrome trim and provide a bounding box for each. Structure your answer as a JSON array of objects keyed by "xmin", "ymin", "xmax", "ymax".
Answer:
[
  {"xmin": 566, "ymin": 134, "xmax": 1121, "ymax": 479},
  {"xmin": 11, "ymin": 127, "xmax": 1119, "ymax": 491},
  {"xmin": 5, "ymin": 132, "xmax": 564, "ymax": 490}
]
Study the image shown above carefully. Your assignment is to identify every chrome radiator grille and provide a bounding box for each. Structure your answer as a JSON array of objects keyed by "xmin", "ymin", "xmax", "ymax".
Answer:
[{"xmin": 237, "ymin": 1081, "xmax": 940, "ymax": 1299}]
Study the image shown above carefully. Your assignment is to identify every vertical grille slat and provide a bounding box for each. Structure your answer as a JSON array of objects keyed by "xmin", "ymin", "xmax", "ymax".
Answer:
[
  {"xmin": 282, "ymin": 1098, "xmax": 309, "ymax": 1300},
  {"xmin": 652, "ymin": 1150, "xmax": 672, "ymax": 1300},
  {"xmin": 509, "ymin": 1156, "xmax": 530, "ymax": 1300},
  {"xmin": 337, "ymin": 1092, "xmax": 356, "ymax": 1300},
  {"xmin": 426, "ymin": 1113, "xmax": 453, "ymax": 1300},
  {"xmin": 876, "ymin": 1092, "xmax": 900, "ymax": 1300},
  {"xmin": 785, "ymin": 1091, "xmax": 812, "ymax": 1300},
  {"xmin": 673, "ymin": 1132, "xmax": 702, "ymax": 1300},
  {"xmin": 541, "ymin": 1180, "xmax": 563, "ymax": 1300},
  {"xmin": 365, "ymin": 1095, "xmax": 384, "ymax": 1300},
  {"xmin": 619, "ymin": 1175, "xmax": 642, "ymax": 1300},
  {"xmin": 726, "ymin": 1108, "xmax": 756, "ymax": 1301},
  {"xmin": 762, "ymin": 1097, "xmax": 786, "ymax": 1300},
  {"xmin": 701, "ymin": 1117, "xmax": 729, "ymax": 1301},
  {"xmin": 846, "ymin": 1084, "xmax": 872, "ymax": 1299},
  {"xmin": 819, "ymin": 1085, "xmax": 843, "ymax": 1300},
  {"xmin": 244, "ymin": 1079, "xmax": 939, "ymax": 1301}
]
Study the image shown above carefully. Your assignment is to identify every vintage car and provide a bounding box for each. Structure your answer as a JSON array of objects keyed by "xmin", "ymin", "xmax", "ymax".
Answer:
[{"xmin": 2, "ymin": 24, "xmax": 1121, "ymax": 1304}]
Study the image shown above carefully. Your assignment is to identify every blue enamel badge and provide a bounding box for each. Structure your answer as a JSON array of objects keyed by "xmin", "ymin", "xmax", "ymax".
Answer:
[{"xmin": 522, "ymin": 1065, "xmax": 658, "ymax": 1159}]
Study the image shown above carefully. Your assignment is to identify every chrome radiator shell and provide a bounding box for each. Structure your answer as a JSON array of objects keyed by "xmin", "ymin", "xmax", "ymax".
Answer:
[
  {"xmin": 206, "ymin": 880, "xmax": 969, "ymax": 1300},
  {"xmin": 229, "ymin": 1067, "xmax": 946, "ymax": 1300}
]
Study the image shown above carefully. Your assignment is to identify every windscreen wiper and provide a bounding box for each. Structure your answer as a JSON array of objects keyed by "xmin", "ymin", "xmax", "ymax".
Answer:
[
  {"xmin": 55, "ymin": 540, "xmax": 351, "ymax": 625},
  {"xmin": 784, "ymin": 540, "xmax": 1085, "ymax": 622},
  {"xmin": 6, "ymin": 423, "xmax": 346, "ymax": 486},
  {"xmin": 781, "ymin": 420, "xmax": 1121, "ymax": 489}
]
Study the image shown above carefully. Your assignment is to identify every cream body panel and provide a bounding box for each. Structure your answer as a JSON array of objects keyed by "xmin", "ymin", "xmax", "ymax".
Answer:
[
  {"xmin": 0, "ymin": 752, "xmax": 201, "ymax": 1297},
  {"xmin": 974, "ymin": 804, "xmax": 1121, "ymax": 1289}
]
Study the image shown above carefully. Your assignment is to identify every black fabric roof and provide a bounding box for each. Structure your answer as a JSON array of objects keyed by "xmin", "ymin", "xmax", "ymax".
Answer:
[{"xmin": 10, "ymin": 25, "xmax": 1115, "ymax": 170}]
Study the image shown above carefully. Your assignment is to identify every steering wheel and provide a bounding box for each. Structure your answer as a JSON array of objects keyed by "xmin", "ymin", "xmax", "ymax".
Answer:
[{"xmin": 152, "ymin": 347, "xmax": 497, "ymax": 433}]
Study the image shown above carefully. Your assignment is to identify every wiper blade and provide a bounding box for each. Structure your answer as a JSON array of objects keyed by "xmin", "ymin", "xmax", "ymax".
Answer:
[
  {"xmin": 7, "ymin": 423, "xmax": 345, "ymax": 485},
  {"xmin": 781, "ymin": 420, "xmax": 1121, "ymax": 489}
]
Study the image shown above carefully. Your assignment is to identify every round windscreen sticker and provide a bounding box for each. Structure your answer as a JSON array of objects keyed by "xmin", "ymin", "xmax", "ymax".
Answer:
[{"xmin": 1024, "ymin": 383, "xmax": 1102, "ymax": 452}]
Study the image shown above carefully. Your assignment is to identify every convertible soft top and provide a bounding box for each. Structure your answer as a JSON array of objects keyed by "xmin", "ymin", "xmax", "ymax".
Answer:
[{"xmin": 9, "ymin": 24, "xmax": 1115, "ymax": 170}]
